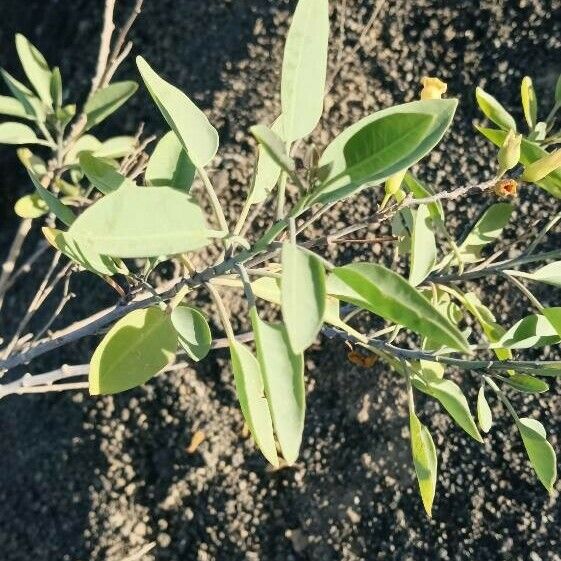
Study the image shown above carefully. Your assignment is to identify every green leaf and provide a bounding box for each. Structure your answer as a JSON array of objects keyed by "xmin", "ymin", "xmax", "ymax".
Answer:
[
  {"xmin": 94, "ymin": 136, "xmax": 136, "ymax": 159},
  {"xmin": 171, "ymin": 305, "xmax": 212, "ymax": 362},
  {"xmin": 403, "ymin": 172, "xmax": 444, "ymax": 221},
  {"xmin": 0, "ymin": 122, "xmax": 40, "ymax": 144},
  {"xmin": 229, "ymin": 340, "xmax": 278, "ymax": 467},
  {"xmin": 281, "ymin": 0, "xmax": 329, "ymax": 142},
  {"xmin": 137, "ymin": 56, "xmax": 218, "ymax": 168},
  {"xmin": 409, "ymin": 412, "xmax": 437, "ymax": 517},
  {"xmin": 145, "ymin": 131, "xmax": 195, "ymax": 190},
  {"xmin": 409, "ymin": 204, "xmax": 436, "ymax": 286},
  {"xmin": 1, "ymin": 68, "xmax": 45, "ymax": 121},
  {"xmin": 250, "ymin": 124, "xmax": 294, "ymax": 175},
  {"xmin": 0, "ymin": 95, "xmax": 31, "ymax": 119},
  {"xmin": 89, "ymin": 307, "xmax": 178, "ymax": 395},
  {"xmin": 50, "ymin": 67, "xmax": 62, "ymax": 109},
  {"xmin": 69, "ymin": 185, "xmax": 215, "ymax": 258},
  {"xmin": 42, "ymin": 227, "xmax": 126, "ymax": 276},
  {"xmin": 477, "ymin": 127, "xmax": 561, "ymax": 198},
  {"xmin": 504, "ymin": 373, "xmax": 549, "ymax": 394},
  {"xmin": 64, "ymin": 134, "xmax": 102, "ymax": 165},
  {"xmin": 15, "ymin": 34, "xmax": 52, "ymax": 106},
  {"xmin": 475, "ymin": 86, "xmax": 517, "ymax": 131},
  {"xmin": 312, "ymin": 99, "xmax": 457, "ymax": 205},
  {"xmin": 477, "ymin": 386, "xmax": 492, "ymax": 433},
  {"xmin": 497, "ymin": 314, "xmax": 559, "ymax": 349},
  {"xmin": 516, "ymin": 417, "xmax": 557, "ymax": 493},
  {"xmin": 79, "ymin": 152, "xmax": 135, "ymax": 194},
  {"xmin": 328, "ymin": 263, "xmax": 469, "ymax": 351},
  {"xmin": 251, "ymin": 309, "xmax": 305, "ymax": 465},
  {"xmin": 248, "ymin": 116, "xmax": 284, "ymax": 205},
  {"xmin": 414, "ymin": 375, "xmax": 483, "ymax": 442},
  {"xmin": 521, "ymin": 77, "xmax": 537, "ymax": 130},
  {"xmin": 507, "ymin": 262, "xmax": 561, "ymax": 288},
  {"xmin": 14, "ymin": 193, "xmax": 48, "ymax": 219},
  {"xmin": 84, "ymin": 81, "xmax": 138, "ymax": 130},
  {"xmin": 281, "ymin": 243, "xmax": 326, "ymax": 353},
  {"xmin": 543, "ymin": 307, "xmax": 561, "ymax": 337}
]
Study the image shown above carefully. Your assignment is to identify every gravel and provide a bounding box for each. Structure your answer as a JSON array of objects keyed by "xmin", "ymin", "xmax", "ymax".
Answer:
[{"xmin": 1, "ymin": 0, "xmax": 561, "ymax": 560}]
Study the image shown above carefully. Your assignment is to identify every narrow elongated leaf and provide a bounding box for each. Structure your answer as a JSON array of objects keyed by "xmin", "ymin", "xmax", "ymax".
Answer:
[
  {"xmin": 89, "ymin": 307, "xmax": 177, "ymax": 395},
  {"xmin": 517, "ymin": 417, "xmax": 557, "ymax": 493},
  {"xmin": 1, "ymin": 68, "xmax": 45, "ymax": 121},
  {"xmin": 477, "ymin": 127, "xmax": 561, "ymax": 198},
  {"xmin": 14, "ymin": 193, "xmax": 48, "ymax": 218},
  {"xmin": 84, "ymin": 81, "xmax": 138, "ymax": 130},
  {"xmin": 521, "ymin": 77, "xmax": 537, "ymax": 130},
  {"xmin": 0, "ymin": 122, "xmax": 40, "ymax": 144},
  {"xmin": 477, "ymin": 386, "xmax": 493, "ymax": 433},
  {"xmin": 497, "ymin": 314, "xmax": 559, "ymax": 349},
  {"xmin": 137, "ymin": 57, "xmax": 218, "ymax": 167},
  {"xmin": 79, "ymin": 152, "xmax": 135, "ymax": 194},
  {"xmin": 328, "ymin": 263, "xmax": 469, "ymax": 351},
  {"xmin": 50, "ymin": 66, "xmax": 62, "ymax": 108},
  {"xmin": 248, "ymin": 116, "xmax": 284, "ymax": 204},
  {"xmin": 475, "ymin": 87, "xmax": 517, "ymax": 131},
  {"xmin": 15, "ymin": 34, "xmax": 52, "ymax": 106},
  {"xmin": 251, "ymin": 309, "xmax": 305, "ymax": 465},
  {"xmin": 171, "ymin": 306, "xmax": 212, "ymax": 361},
  {"xmin": 409, "ymin": 204, "xmax": 436, "ymax": 286},
  {"xmin": 504, "ymin": 373, "xmax": 549, "ymax": 394},
  {"xmin": 145, "ymin": 131, "xmax": 195, "ymax": 190},
  {"xmin": 414, "ymin": 375, "xmax": 482, "ymax": 442},
  {"xmin": 250, "ymin": 124, "xmax": 294, "ymax": 175},
  {"xmin": 94, "ymin": 136, "xmax": 136, "ymax": 159},
  {"xmin": 281, "ymin": 0, "xmax": 329, "ymax": 142},
  {"xmin": 409, "ymin": 412, "xmax": 437, "ymax": 516},
  {"xmin": 281, "ymin": 243, "xmax": 326, "ymax": 353},
  {"xmin": 0, "ymin": 95, "xmax": 30, "ymax": 119},
  {"xmin": 312, "ymin": 99, "xmax": 457, "ymax": 205},
  {"xmin": 69, "ymin": 185, "xmax": 214, "ymax": 258},
  {"xmin": 229, "ymin": 340, "xmax": 278, "ymax": 467},
  {"xmin": 42, "ymin": 227, "xmax": 125, "ymax": 276},
  {"xmin": 507, "ymin": 262, "xmax": 561, "ymax": 288}
]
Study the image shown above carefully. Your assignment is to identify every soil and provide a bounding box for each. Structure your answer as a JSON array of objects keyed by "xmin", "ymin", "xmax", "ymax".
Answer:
[{"xmin": 1, "ymin": 1, "xmax": 561, "ymax": 560}]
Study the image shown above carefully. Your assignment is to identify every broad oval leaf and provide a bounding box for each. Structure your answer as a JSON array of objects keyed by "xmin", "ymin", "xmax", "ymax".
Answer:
[
  {"xmin": 137, "ymin": 56, "xmax": 218, "ymax": 168},
  {"xmin": 409, "ymin": 204, "xmax": 436, "ymax": 286},
  {"xmin": 0, "ymin": 122, "xmax": 40, "ymax": 145},
  {"xmin": 504, "ymin": 373, "xmax": 549, "ymax": 394},
  {"xmin": 251, "ymin": 309, "xmax": 305, "ymax": 465},
  {"xmin": 69, "ymin": 185, "xmax": 215, "ymax": 258},
  {"xmin": 64, "ymin": 134, "xmax": 102, "ymax": 165},
  {"xmin": 477, "ymin": 386, "xmax": 493, "ymax": 433},
  {"xmin": 281, "ymin": 0, "xmax": 329, "ymax": 142},
  {"xmin": 14, "ymin": 193, "xmax": 47, "ymax": 218},
  {"xmin": 145, "ymin": 131, "xmax": 195, "ymax": 190},
  {"xmin": 312, "ymin": 99, "xmax": 457, "ymax": 205},
  {"xmin": 543, "ymin": 307, "xmax": 561, "ymax": 337},
  {"xmin": 410, "ymin": 412, "xmax": 437, "ymax": 517},
  {"xmin": 79, "ymin": 152, "xmax": 135, "ymax": 194},
  {"xmin": 229, "ymin": 340, "xmax": 278, "ymax": 467},
  {"xmin": 475, "ymin": 87, "xmax": 517, "ymax": 131},
  {"xmin": 497, "ymin": 314, "xmax": 559, "ymax": 349},
  {"xmin": 15, "ymin": 34, "xmax": 52, "ymax": 106},
  {"xmin": 281, "ymin": 243, "xmax": 326, "ymax": 353},
  {"xmin": 89, "ymin": 306, "xmax": 178, "ymax": 395},
  {"xmin": 328, "ymin": 263, "xmax": 469, "ymax": 351},
  {"xmin": 508, "ymin": 262, "xmax": 561, "ymax": 288},
  {"xmin": 0, "ymin": 95, "xmax": 30, "ymax": 119},
  {"xmin": 94, "ymin": 136, "xmax": 136, "ymax": 159},
  {"xmin": 84, "ymin": 81, "xmax": 138, "ymax": 130},
  {"xmin": 1, "ymin": 68, "xmax": 46, "ymax": 121},
  {"xmin": 517, "ymin": 417, "xmax": 557, "ymax": 493},
  {"xmin": 171, "ymin": 305, "xmax": 212, "ymax": 362}
]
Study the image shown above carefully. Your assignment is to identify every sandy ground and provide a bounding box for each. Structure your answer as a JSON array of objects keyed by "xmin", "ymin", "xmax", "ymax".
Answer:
[{"xmin": 1, "ymin": 0, "xmax": 561, "ymax": 559}]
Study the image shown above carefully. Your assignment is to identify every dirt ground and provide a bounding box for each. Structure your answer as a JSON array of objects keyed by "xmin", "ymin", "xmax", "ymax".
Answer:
[{"xmin": 1, "ymin": 1, "xmax": 561, "ymax": 560}]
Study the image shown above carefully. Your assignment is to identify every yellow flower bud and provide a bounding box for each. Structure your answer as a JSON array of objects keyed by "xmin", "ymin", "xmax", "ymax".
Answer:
[
  {"xmin": 381, "ymin": 169, "xmax": 407, "ymax": 208},
  {"xmin": 420, "ymin": 77, "xmax": 447, "ymax": 100},
  {"xmin": 522, "ymin": 149, "xmax": 561, "ymax": 183},
  {"xmin": 497, "ymin": 129, "xmax": 522, "ymax": 173}
]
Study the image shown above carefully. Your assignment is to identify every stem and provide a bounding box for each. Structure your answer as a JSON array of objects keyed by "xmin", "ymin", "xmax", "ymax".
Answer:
[
  {"xmin": 276, "ymin": 171, "xmax": 288, "ymax": 221},
  {"xmin": 484, "ymin": 375, "xmax": 520, "ymax": 421},
  {"xmin": 501, "ymin": 272, "xmax": 544, "ymax": 313},
  {"xmin": 206, "ymin": 282, "xmax": 235, "ymax": 341},
  {"xmin": 197, "ymin": 167, "xmax": 229, "ymax": 236}
]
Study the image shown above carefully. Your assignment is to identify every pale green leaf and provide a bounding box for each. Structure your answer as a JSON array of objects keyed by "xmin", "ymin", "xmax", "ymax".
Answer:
[
  {"xmin": 14, "ymin": 193, "xmax": 48, "ymax": 219},
  {"xmin": 281, "ymin": 243, "xmax": 326, "ymax": 353},
  {"xmin": 89, "ymin": 307, "xmax": 177, "ymax": 395},
  {"xmin": 15, "ymin": 34, "xmax": 52, "ymax": 106},
  {"xmin": 229, "ymin": 340, "xmax": 278, "ymax": 467},
  {"xmin": 79, "ymin": 152, "xmax": 135, "ymax": 194},
  {"xmin": 64, "ymin": 134, "xmax": 102, "ymax": 165},
  {"xmin": 1, "ymin": 68, "xmax": 45, "ymax": 121},
  {"xmin": 328, "ymin": 263, "xmax": 469, "ymax": 351},
  {"xmin": 69, "ymin": 185, "xmax": 215, "ymax": 258},
  {"xmin": 0, "ymin": 95, "xmax": 30, "ymax": 119},
  {"xmin": 281, "ymin": 0, "xmax": 329, "ymax": 142},
  {"xmin": 410, "ymin": 412, "xmax": 437, "ymax": 517},
  {"xmin": 477, "ymin": 386, "xmax": 492, "ymax": 433},
  {"xmin": 84, "ymin": 81, "xmax": 138, "ymax": 130},
  {"xmin": 145, "ymin": 131, "xmax": 195, "ymax": 190},
  {"xmin": 517, "ymin": 417, "xmax": 557, "ymax": 493},
  {"xmin": 521, "ymin": 76, "xmax": 537, "ymax": 130},
  {"xmin": 94, "ymin": 136, "xmax": 136, "ymax": 159},
  {"xmin": 475, "ymin": 86, "xmax": 517, "ymax": 131},
  {"xmin": 504, "ymin": 373, "xmax": 549, "ymax": 394},
  {"xmin": 0, "ymin": 122, "xmax": 40, "ymax": 144},
  {"xmin": 251, "ymin": 309, "xmax": 305, "ymax": 465},
  {"xmin": 250, "ymin": 124, "xmax": 294, "ymax": 175},
  {"xmin": 137, "ymin": 56, "xmax": 218, "ymax": 168},
  {"xmin": 497, "ymin": 314, "xmax": 559, "ymax": 349},
  {"xmin": 507, "ymin": 262, "xmax": 561, "ymax": 288},
  {"xmin": 543, "ymin": 307, "xmax": 561, "ymax": 337},
  {"xmin": 403, "ymin": 172, "xmax": 444, "ymax": 221},
  {"xmin": 171, "ymin": 305, "xmax": 212, "ymax": 362},
  {"xmin": 409, "ymin": 204, "xmax": 436, "ymax": 286},
  {"xmin": 50, "ymin": 67, "xmax": 62, "ymax": 109}
]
